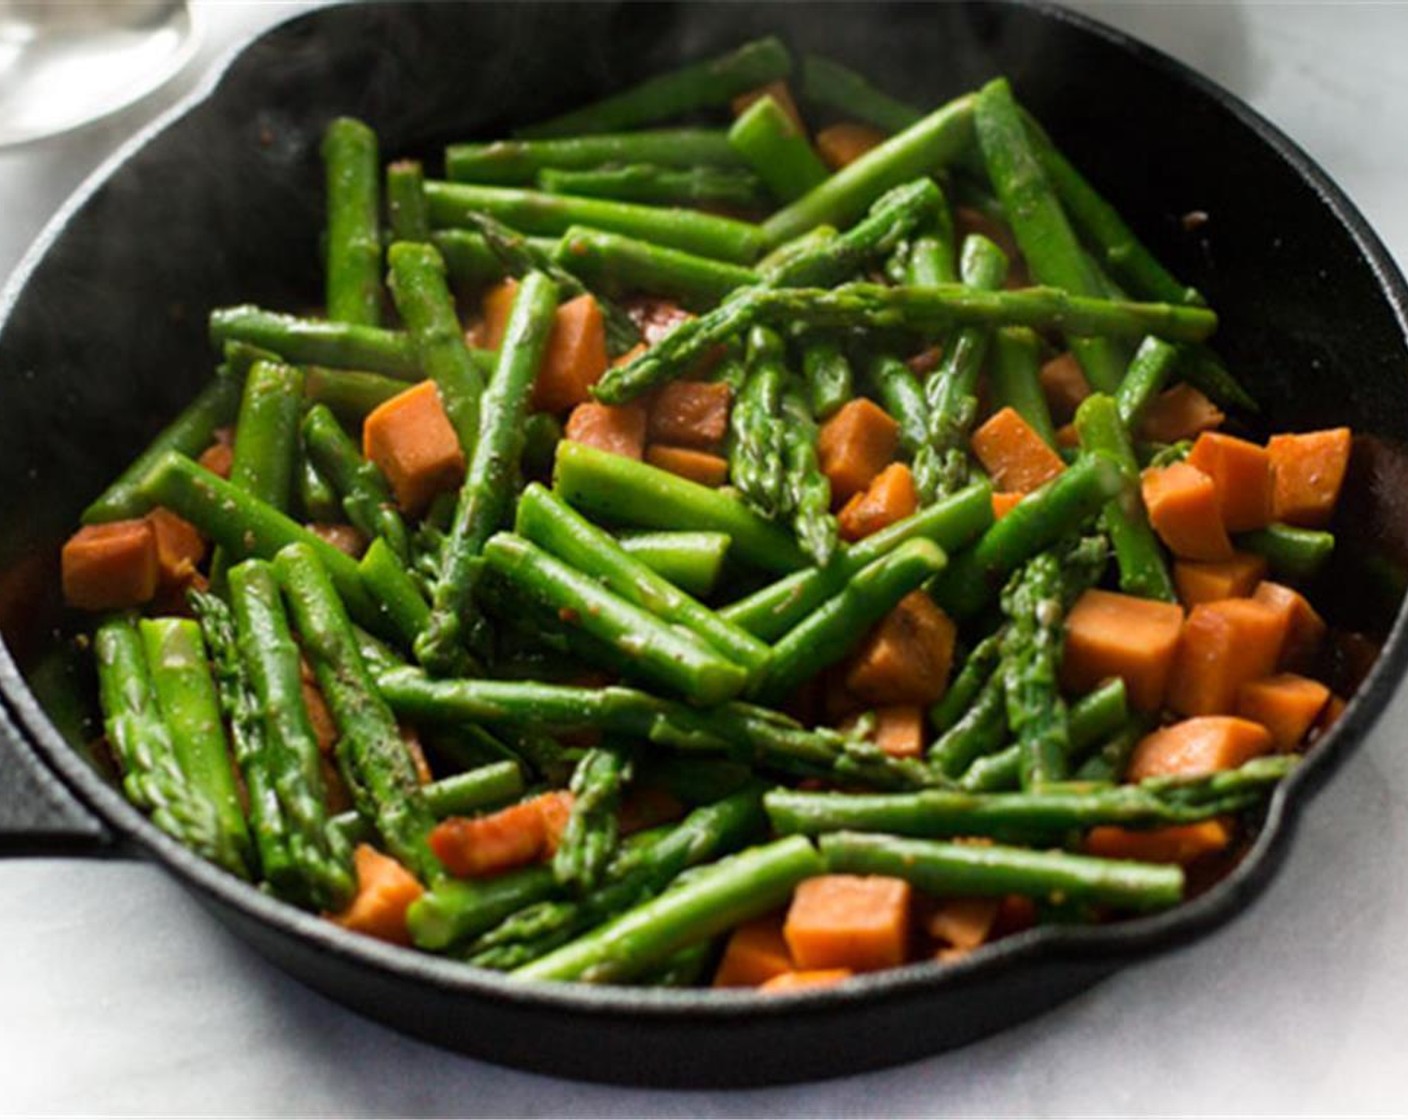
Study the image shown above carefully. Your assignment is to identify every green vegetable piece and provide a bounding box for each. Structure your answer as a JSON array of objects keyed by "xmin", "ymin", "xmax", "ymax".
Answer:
[
  {"xmin": 322, "ymin": 117, "xmax": 383, "ymax": 326},
  {"xmin": 386, "ymin": 158, "xmax": 431, "ymax": 243},
  {"xmin": 616, "ymin": 530, "xmax": 730, "ymax": 599},
  {"xmin": 449, "ymin": 129, "xmax": 745, "ymax": 183},
  {"xmin": 554, "ymin": 225, "xmax": 758, "ymax": 308},
  {"xmin": 728, "ymin": 93, "xmax": 829, "ymax": 203}
]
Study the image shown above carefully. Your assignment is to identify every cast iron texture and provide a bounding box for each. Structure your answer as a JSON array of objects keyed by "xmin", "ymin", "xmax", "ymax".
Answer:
[{"xmin": 0, "ymin": 0, "xmax": 1405, "ymax": 1086}]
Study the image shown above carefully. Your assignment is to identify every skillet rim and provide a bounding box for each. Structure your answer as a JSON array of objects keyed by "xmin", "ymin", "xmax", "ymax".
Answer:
[{"xmin": 0, "ymin": 0, "xmax": 1406, "ymax": 1028}]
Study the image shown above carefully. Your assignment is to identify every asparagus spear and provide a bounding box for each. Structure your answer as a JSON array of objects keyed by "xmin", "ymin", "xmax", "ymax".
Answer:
[
  {"xmin": 865, "ymin": 354, "xmax": 929, "ymax": 456},
  {"xmin": 386, "ymin": 240, "xmax": 486, "ymax": 454},
  {"xmin": 1114, "ymin": 336, "xmax": 1181, "ymax": 429},
  {"xmin": 761, "ymin": 93, "xmax": 976, "ymax": 246},
  {"xmin": 94, "ymin": 616, "xmax": 231, "ymax": 869},
  {"xmin": 720, "ymin": 481, "xmax": 993, "ymax": 640},
  {"xmin": 821, "ymin": 832, "xmax": 1183, "ymax": 912},
  {"xmin": 780, "ymin": 379, "xmax": 838, "ymax": 567},
  {"xmin": 553, "ymin": 440, "xmax": 811, "ymax": 574},
  {"xmin": 1075, "ymin": 718, "xmax": 1146, "ymax": 784},
  {"xmin": 302, "ymin": 404, "xmax": 411, "ymax": 563},
  {"xmin": 295, "ymin": 452, "xmax": 342, "ymax": 524},
  {"xmin": 417, "ymin": 271, "xmax": 559, "ymax": 673},
  {"xmin": 752, "ymin": 540, "xmax": 948, "ymax": 704},
  {"xmin": 424, "ymin": 180, "xmax": 766, "ymax": 264},
  {"xmin": 515, "ymin": 484, "xmax": 769, "ymax": 672},
  {"xmin": 989, "ymin": 327, "xmax": 1058, "ymax": 447},
  {"xmin": 554, "ymin": 226, "xmax": 758, "ymax": 308},
  {"xmin": 1074, "ymin": 393, "xmax": 1176, "ymax": 601},
  {"xmin": 730, "ymin": 328, "xmax": 789, "ymax": 518},
  {"xmin": 539, "ymin": 164, "xmax": 766, "ymax": 209},
  {"xmin": 386, "ymin": 159, "xmax": 431, "ymax": 243},
  {"xmin": 974, "ymin": 79, "xmax": 1126, "ymax": 393},
  {"xmin": 275, "ymin": 543, "xmax": 439, "ymax": 883},
  {"xmin": 929, "ymin": 673, "xmax": 1008, "ymax": 779},
  {"xmin": 928, "ymin": 451, "xmax": 1130, "ymax": 620},
  {"xmin": 728, "ymin": 94, "xmax": 828, "ymax": 203},
  {"xmin": 1237, "ymin": 524, "xmax": 1334, "ymax": 582},
  {"xmin": 357, "ymin": 537, "xmax": 432, "ymax": 653},
  {"xmin": 409, "ymin": 863, "xmax": 561, "ymax": 951},
  {"xmin": 302, "ymin": 366, "xmax": 405, "ymax": 422},
  {"xmin": 616, "ymin": 530, "xmax": 730, "ymax": 599},
  {"xmin": 516, "ymin": 36, "xmax": 792, "ymax": 138},
  {"xmin": 593, "ymin": 282, "xmax": 1217, "ymax": 404},
  {"xmin": 912, "ymin": 233, "xmax": 1009, "ymax": 501},
  {"xmin": 553, "ymin": 744, "xmax": 633, "ymax": 893},
  {"xmin": 226, "ymin": 359, "xmax": 304, "ymax": 512},
  {"xmin": 83, "ymin": 374, "xmax": 244, "ymax": 523},
  {"xmin": 432, "ymin": 229, "xmax": 512, "ymax": 291},
  {"xmin": 800, "ymin": 336, "xmax": 853, "ymax": 419},
  {"xmin": 798, "ymin": 53, "xmax": 922, "ymax": 134},
  {"xmin": 449, "ymin": 129, "xmax": 745, "ymax": 183},
  {"xmin": 139, "ymin": 618, "xmax": 252, "ymax": 877},
  {"xmin": 330, "ymin": 760, "xmax": 525, "ymax": 846},
  {"xmin": 322, "ymin": 117, "xmax": 383, "ymax": 326},
  {"xmin": 903, "ymin": 192, "xmax": 959, "ymax": 287},
  {"xmin": 999, "ymin": 552, "xmax": 1071, "ymax": 788},
  {"xmin": 929, "ymin": 630, "xmax": 1004, "ymax": 734},
  {"xmin": 515, "ymin": 835, "xmax": 823, "ymax": 983},
  {"xmin": 482, "ymin": 532, "xmax": 749, "ymax": 705},
  {"xmin": 522, "ymin": 411, "xmax": 564, "ymax": 482}
]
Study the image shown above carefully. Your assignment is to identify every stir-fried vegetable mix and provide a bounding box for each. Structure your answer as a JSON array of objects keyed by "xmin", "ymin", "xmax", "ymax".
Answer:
[{"xmin": 55, "ymin": 39, "xmax": 1357, "ymax": 991}]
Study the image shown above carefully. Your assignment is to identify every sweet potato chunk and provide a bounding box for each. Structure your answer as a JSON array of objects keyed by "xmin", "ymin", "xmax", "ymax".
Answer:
[
  {"xmin": 1173, "ymin": 552, "xmax": 1268, "ymax": 607},
  {"xmin": 328, "ymin": 844, "xmax": 424, "ymax": 946},
  {"xmin": 428, "ymin": 791, "xmax": 575, "ymax": 879},
  {"xmin": 1127, "ymin": 716, "xmax": 1273, "ymax": 780},
  {"xmin": 533, "ymin": 294, "xmax": 609, "ymax": 414},
  {"xmin": 1166, "ymin": 598, "xmax": 1289, "ymax": 716},
  {"xmin": 924, "ymin": 897, "xmax": 1001, "ymax": 951},
  {"xmin": 1137, "ymin": 383, "xmax": 1225, "ymax": 445},
  {"xmin": 815, "ymin": 122, "xmax": 886, "ymax": 170},
  {"xmin": 992, "ymin": 491, "xmax": 1024, "ymax": 520},
  {"xmin": 1186, "ymin": 431, "xmax": 1272, "ymax": 532},
  {"xmin": 970, "ymin": 406, "xmax": 1064, "ymax": 494},
  {"xmin": 1083, "ymin": 820, "xmax": 1233, "ymax": 864},
  {"xmin": 1267, "ymin": 428, "xmax": 1351, "ymax": 527},
  {"xmin": 843, "ymin": 705, "xmax": 926, "ymax": 760},
  {"xmin": 145, "ymin": 507, "xmax": 206, "ymax": 590},
  {"xmin": 1253, "ymin": 580, "xmax": 1327, "ymax": 672},
  {"xmin": 818, "ymin": 398, "xmax": 900, "ymax": 502},
  {"xmin": 1038, "ymin": 351, "xmax": 1092, "ymax": 426},
  {"xmin": 564, "ymin": 401, "xmax": 647, "ymax": 460},
  {"xmin": 1236, "ymin": 672, "xmax": 1331, "ymax": 751},
  {"xmin": 1061, "ymin": 589, "xmax": 1185, "ymax": 712},
  {"xmin": 1141, "ymin": 462, "xmax": 1234, "ymax": 561},
  {"xmin": 61, "ymin": 520, "xmax": 158, "ymax": 610},
  {"xmin": 759, "ymin": 969, "xmax": 853, "ymax": 993},
  {"xmin": 647, "ymin": 380, "xmax": 731, "ymax": 448},
  {"xmin": 713, "ymin": 914, "xmax": 793, "ymax": 988},
  {"xmin": 838, "ymin": 462, "xmax": 918, "ymax": 542},
  {"xmin": 845, "ymin": 591, "xmax": 956, "ymax": 707},
  {"xmin": 363, "ymin": 380, "xmax": 466, "ymax": 516},
  {"xmin": 785, "ymin": 874, "xmax": 911, "ymax": 972},
  {"xmin": 644, "ymin": 444, "xmax": 729, "ymax": 487}
]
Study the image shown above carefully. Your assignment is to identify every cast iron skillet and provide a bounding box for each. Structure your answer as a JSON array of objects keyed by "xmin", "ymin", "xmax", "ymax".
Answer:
[{"xmin": 1, "ymin": 0, "xmax": 1406, "ymax": 1088}]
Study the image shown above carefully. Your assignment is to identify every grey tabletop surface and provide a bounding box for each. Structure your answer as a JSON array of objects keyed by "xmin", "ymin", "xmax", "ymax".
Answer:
[{"xmin": 2, "ymin": 2, "xmax": 1407, "ymax": 1115}]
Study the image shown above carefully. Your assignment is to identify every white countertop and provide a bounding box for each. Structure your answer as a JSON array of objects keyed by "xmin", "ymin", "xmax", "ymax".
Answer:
[{"xmin": 3, "ymin": 3, "xmax": 1407, "ymax": 1114}]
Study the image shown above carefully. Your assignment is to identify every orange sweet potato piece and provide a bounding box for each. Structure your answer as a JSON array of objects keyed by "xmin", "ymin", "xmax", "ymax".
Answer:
[
  {"xmin": 1038, "ymin": 352, "xmax": 1093, "ymax": 426},
  {"xmin": 1141, "ymin": 462, "xmax": 1234, "ymax": 561},
  {"xmin": 197, "ymin": 440, "xmax": 234, "ymax": 479},
  {"xmin": 61, "ymin": 520, "xmax": 158, "ymax": 610},
  {"xmin": 307, "ymin": 523, "xmax": 368, "ymax": 558},
  {"xmin": 479, "ymin": 277, "xmax": 519, "ymax": 350},
  {"xmin": 644, "ymin": 444, "xmax": 729, "ymax": 487},
  {"xmin": 1172, "ymin": 552, "xmax": 1268, "ymax": 607},
  {"xmin": 925, "ymin": 897, "xmax": 1001, "ymax": 951},
  {"xmin": 647, "ymin": 380, "xmax": 732, "ymax": 448},
  {"xmin": 1236, "ymin": 673, "xmax": 1331, "ymax": 752},
  {"xmin": 1166, "ymin": 598, "xmax": 1290, "ymax": 716},
  {"xmin": 1137, "ymin": 383, "xmax": 1225, "ymax": 445},
  {"xmin": 1083, "ymin": 820, "xmax": 1233, "ymax": 864},
  {"xmin": 428, "ymin": 791, "xmax": 576, "ymax": 879},
  {"xmin": 1055, "ymin": 423, "xmax": 1080, "ymax": 450},
  {"xmin": 817, "ymin": 398, "xmax": 900, "ymax": 502},
  {"xmin": 328, "ymin": 844, "xmax": 424, "ymax": 946},
  {"xmin": 992, "ymin": 491, "xmax": 1024, "ymax": 520},
  {"xmin": 1267, "ymin": 428, "xmax": 1352, "ymax": 528},
  {"xmin": 844, "ymin": 591, "xmax": 956, "ymax": 706},
  {"xmin": 1061, "ymin": 589, "xmax": 1185, "ymax": 712},
  {"xmin": 970, "ymin": 407, "xmax": 1065, "ymax": 494},
  {"xmin": 759, "ymin": 969, "xmax": 853, "ymax": 993},
  {"xmin": 564, "ymin": 401, "xmax": 647, "ymax": 460},
  {"xmin": 1252, "ymin": 580, "xmax": 1327, "ymax": 672},
  {"xmin": 843, "ymin": 705, "xmax": 926, "ymax": 760},
  {"xmin": 533, "ymin": 294, "xmax": 610, "ymax": 414},
  {"xmin": 713, "ymin": 913, "xmax": 793, "ymax": 987},
  {"xmin": 1312, "ymin": 694, "xmax": 1348, "ymax": 741},
  {"xmin": 838, "ymin": 462, "xmax": 918, "ymax": 542},
  {"xmin": 363, "ymin": 380, "xmax": 466, "ymax": 515},
  {"xmin": 815, "ymin": 122, "xmax": 886, "ymax": 170},
  {"xmin": 1126, "ymin": 716, "xmax": 1273, "ymax": 780},
  {"xmin": 732, "ymin": 80, "xmax": 806, "ymax": 133},
  {"xmin": 145, "ymin": 507, "xmax": 206, "ymax": 590},
  {"xmin": 1186, "ymin": 431, "xmax": 1272, "ymax": 532},
  {"xmin": 784, "ymin": 874, "xmax": 911, "ymax": 972}
]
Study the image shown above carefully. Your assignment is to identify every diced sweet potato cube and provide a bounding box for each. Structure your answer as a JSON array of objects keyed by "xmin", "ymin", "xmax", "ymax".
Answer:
[
  {"xmin": 732, "ymin": 80, "xmax": 806, "ymax": 133},
  {"xmin": 644, "ymin": 444, "xmax": 729, "ymax": 487},
  {"xmin": 838, "ymin": 462, "xmax": 918, "ymax": 542},
  {"xmin": 1236, "ymin": 672, "xmax": 1331, "ymax": 752},
  {"xmin": 815, "ymin": 122, "xmax": 886, "ymax": 170},
  {"xmin": 1038, "ymin": 352, "xmax": 1092, "ymax": 426},
  {"xmin": 759, "ymin": 969, "xmax": 853, "ymax": 993},
  {"xmin": 992, "ymin": 491, "xmax": 1024, "ymax": 520},
  {"xmin": 784, "ymin": 874, "xmax": 911, "ymax": 972},
  {"xmin": 1061, "ymin": 589, "xmax": 1185, "ymax": 712},
  {"xmin": 307, "ymin": 522, "xmax": 368, "ymax": 558},
  {"xmin": 970, "ymin": 406, "xmax": 1065, "ymax": 494},
  {"xmin": 363, "ymin": 380, "xmax": 466, "ymax": 516},
  {"xmin": 564, "ymin": 401, "xmax": 647, "ymax": 460},
  {"xmin": 1137, "ymin": 383, "xmax": 1225, "ymax": 445},
  {"xmin": 713, "ymin": 913, "xmax": 793, "ymax": 988},
  {"xmin": 533, "ymin": 294, "xmax": 608, "ymax": 414},
  {"xmin": 428, "ymin": 791, "xmax": 576, "ymax": 879},
  {"xmin": 61, "ymin": 520, "xmax": 158, "ymax": 610},
  {"xmin": 536, "ymin": 789, "xmax": 575, "ymax": 857},
  {"xmin": 1267, "ymin": 428, "xmax": 1351, "ymax": 528},
  {"xmin": 1127, "ymin": 716, "xmax": 1273, "ymax": 780},
  {"xmin": 145, "ymin": 507, "xmax": 206, "ymax": 589},
  {"xmin": 1083, "ymin": 820, "xmax": 1233, "ymax": 864},
  {"xmin": 1166, "ymin": 598, "xmax": 1290, "ymax": 716},
  {"xmin": 328, "ymin": 844, "xmax": 424, "ymax": 946},
  {"xmin": 817, "ymin": 398, "xmax": 900, "ymax": 502},
  {"xmin": 843, "ymin": 705, "xmax": 926, "ymax": 760},
  {"xmin": 1055, "ymin": 422, "xmax": 1081, "ymax": 450},
  {"xmin": 1187, "ymin": 431, "xmax": 1272, "ymax": 532},
  {"xmin": 1313, "ymin": 694, "xmax": 1348, "ymax": 740},
  {"xmin": 924, "ymin": 897, "xmax": 1001, "ymax": 950},
  {"xmin": 647, "ymin": 380, "xmax": 732, "ymax": 448},
  {"xmin": 1173, "ymin": 552, "xmax": 1268, "ymax": 607},
  {"xmin": 1252, "ymin": 580, "xmax": 1327, "ymax": 672},
  {"xmin": 1141, "ymin": 462, "xmax": 1234, "ymax": 561},
  {"xmin": 845, "ymin": 591, "xmax": 956, "ymax": 706},
  {"xmin": 479, "ymin": 278, "xmax": 519, "ymax": 351},
  {"xmin": 197, "ymin": 440, "xmax": 234, "ymax": 479}
]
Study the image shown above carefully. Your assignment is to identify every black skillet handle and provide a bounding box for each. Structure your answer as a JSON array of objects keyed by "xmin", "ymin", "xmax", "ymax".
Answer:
[{"xmin": 0, "ymin": 701, "xmax": 115, "ymax": 857}]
